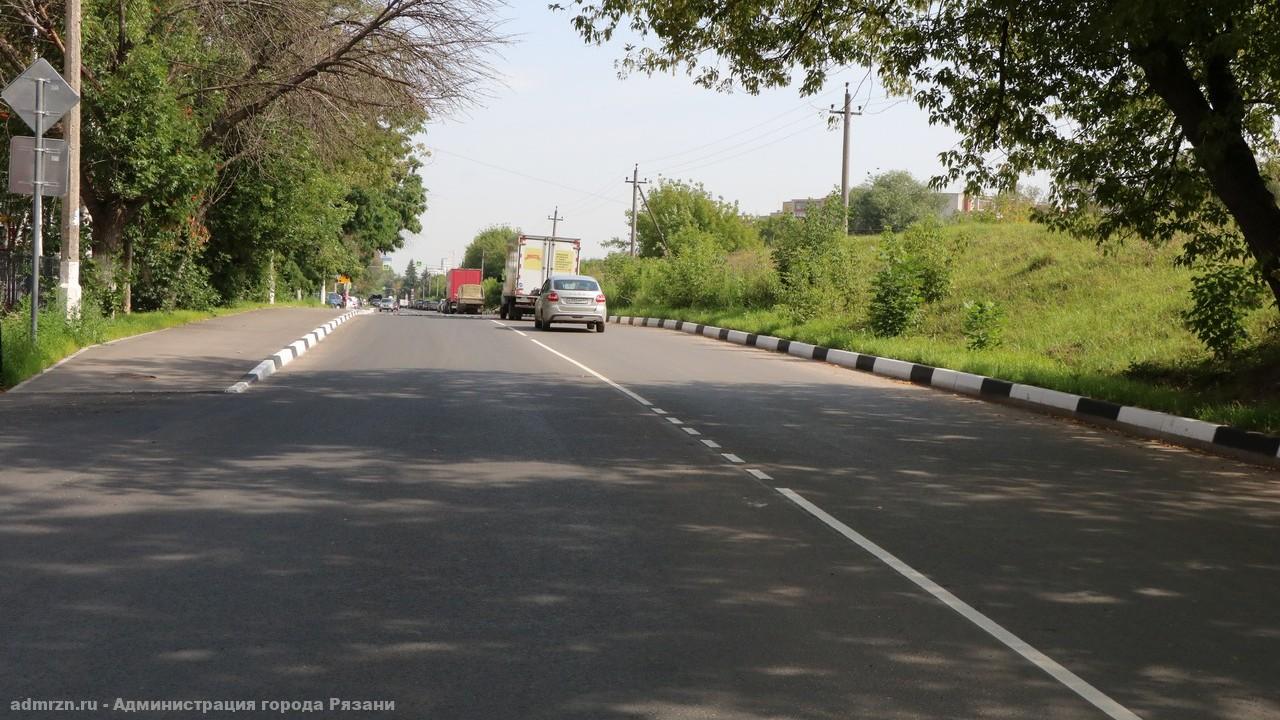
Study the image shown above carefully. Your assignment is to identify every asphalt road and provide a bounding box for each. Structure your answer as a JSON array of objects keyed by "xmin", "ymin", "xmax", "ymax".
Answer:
[{"xmin": 1, "ymin": 310, "xmax": 1277, "ymax": 719}]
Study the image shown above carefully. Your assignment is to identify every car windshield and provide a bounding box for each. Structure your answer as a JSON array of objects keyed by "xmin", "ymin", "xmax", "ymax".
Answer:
[{"xmin": 553, "ymin": 279, "xmax": 599, "ymax": 291}]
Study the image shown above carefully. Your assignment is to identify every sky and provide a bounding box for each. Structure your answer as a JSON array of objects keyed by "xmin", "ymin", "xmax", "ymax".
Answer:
[{"xmin": 391, "ymin": 1, "xmax": 964, "ymax": 274}]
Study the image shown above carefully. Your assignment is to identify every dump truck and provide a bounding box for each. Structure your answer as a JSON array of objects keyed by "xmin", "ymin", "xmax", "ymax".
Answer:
[
  {"xmin": 444, "ymin": 268, "xmax": 484, "ymax": 314},
  {"xmin": 500, "ymin": 235, "xmax": 582, "ymax": 321}
]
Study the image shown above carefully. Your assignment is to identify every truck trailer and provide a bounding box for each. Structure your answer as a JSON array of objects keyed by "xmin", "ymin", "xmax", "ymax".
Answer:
[
  {"xmin": 500, "ymin": 234, "xmax": 582, "ymax": 321},
  {"xmin": 444, "ymin": 268, "xmax": 484, "ymax": 314}
]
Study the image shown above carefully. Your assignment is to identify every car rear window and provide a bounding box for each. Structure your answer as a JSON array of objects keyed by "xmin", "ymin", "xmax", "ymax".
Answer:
[{"xmin": 553, "ymin": 279, "xmax": 600, "ymax": 291}]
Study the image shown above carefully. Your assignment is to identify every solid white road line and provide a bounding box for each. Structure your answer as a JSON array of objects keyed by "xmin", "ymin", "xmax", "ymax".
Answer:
[
  {"xmin": 722, "ymin": 453, "xmax": 745, "ymax": 464},
  {"xmin": 701, "ymin": 439, "xmax": 721, "ymax": 449},
  {"xmin": 776, "ymin": 488, "xmax": 1143, "ymax": 720}
]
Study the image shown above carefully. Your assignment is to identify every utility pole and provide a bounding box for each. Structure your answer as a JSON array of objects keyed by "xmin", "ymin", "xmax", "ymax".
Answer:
[
  {"xmin": 625, "ymin": 164, "xmax": 648, "ymax": 256},
  {"xmin": 59, "ymin": 0, "xmax": 81, "ymax": 318},
  {"xmin": 547, "ymin": 206, "xmax": 564, "ymax": 239},
  {"xmin": 829, "ymin": 81, "xmax": 862, "ymax": 217}
]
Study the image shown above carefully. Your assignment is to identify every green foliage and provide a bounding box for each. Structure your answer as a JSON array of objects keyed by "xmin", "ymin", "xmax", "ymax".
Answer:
[
  {"xmin": 869, "ymin": 264, "xmax": 923, "ymax": 337},
  {"xmin": 403, "ymin": 259, "xmax": 419, "ymax": 291},
  {"xmin": 464, "ymin": 226, "xmax": 519, "ymax": 280},
  {"xmin": 482, "ymin": 277, "xmax": 503, "ymax": 308},
  {"xmin": 766, "ymin": 194, "xmax": 858, "ymax": 322},
  {"xmin": 1, "ymin": 298, "xmax": 106, "ymax": 388},
  {"xmin": 625, "ymin": 180, "xmax": 759, "ymax": 257},
  {"xmin": 849, "ymin": 171, "xmax": 942, "ymax": 234},
  {"xmin": 562, "ymin": 0, "xmax": 1280, "ymax": 316},
  {"xmin": 1183, "ymin": 262, "xmax": 1263, "ymax": 360},
  {"xmin": 962, "ymin": 300, "xmax": 1005, "ymax": 350}
]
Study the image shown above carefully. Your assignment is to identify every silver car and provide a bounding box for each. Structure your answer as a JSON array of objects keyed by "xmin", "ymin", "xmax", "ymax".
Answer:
[{"xmin": 533, "ymin": 275, "xmax": 607, "ymax": 332}]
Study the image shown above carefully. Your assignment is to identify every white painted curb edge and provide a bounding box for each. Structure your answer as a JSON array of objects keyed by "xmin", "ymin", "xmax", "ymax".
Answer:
[
  {"xmin": 225, "ymin": 309, "xmax": 368, "ymax": 394},
  {"xmin": 608, "ymin": 315, "xmax": 1280, "ymax": 465}
]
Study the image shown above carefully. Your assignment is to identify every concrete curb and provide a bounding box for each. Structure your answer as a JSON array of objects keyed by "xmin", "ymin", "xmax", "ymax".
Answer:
[
  {"xmin": 609, "ymin": 314, "xmax": 1280, "ymax": 467},
  {"xmin": 225, "ymin": 309, "xmax": 367, "ymax": 394}
]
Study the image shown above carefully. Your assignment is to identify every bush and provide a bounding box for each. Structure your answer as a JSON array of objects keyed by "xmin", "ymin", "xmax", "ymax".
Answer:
[
  {"xmin": 482, "ymin": 277, "xmax": 502, "ymax": 309},
  {"xmin": 1183, "ymin": 261, "xmax": 1262, "ymax": 359},
  {"xmin": 868, "ymin": 264, "xmax": 923, "ymax": 336},
  {"xmin": 897, "ymin": 220, "xmax": 955, "ymax": 302},
  {"xmin": 962, "ymin": 300, "xmax": 1004, "ymax": 350}
]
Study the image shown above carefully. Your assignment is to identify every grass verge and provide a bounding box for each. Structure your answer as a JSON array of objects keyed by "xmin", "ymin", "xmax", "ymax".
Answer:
[{"xmin": 613, "ymin": 302, "xmax": 1280, "ymax": 436}]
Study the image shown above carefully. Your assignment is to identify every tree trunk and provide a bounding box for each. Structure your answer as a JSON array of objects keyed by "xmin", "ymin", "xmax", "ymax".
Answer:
[
  {"xmin": 81, "ymin": 178, "xmax": 141, "ymax": 314},
  {"xmin": 1133, "ymin": 42, "xmax": 1280, "ymax": 306},
  {"xmin": 122, "ymin": 233, "xmax": 133, "ymax": 314}
]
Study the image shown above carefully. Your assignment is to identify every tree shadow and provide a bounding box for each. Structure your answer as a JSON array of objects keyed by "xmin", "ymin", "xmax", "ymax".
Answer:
[{"xmin": 0, "ymin": 363, "xmax": 1276, "ymax": 719}]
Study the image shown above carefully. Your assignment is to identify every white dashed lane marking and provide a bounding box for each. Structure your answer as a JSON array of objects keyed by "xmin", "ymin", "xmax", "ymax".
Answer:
[{"xmin": 497, "ymin": 317, "xmax": 1142, "ymax": 720}]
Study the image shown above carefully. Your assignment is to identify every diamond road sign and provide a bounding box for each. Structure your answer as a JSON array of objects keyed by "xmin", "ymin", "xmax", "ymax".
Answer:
[
  {"xmin": 8, "ymin": 137, "xmax": 69, "ymax": 196},
  {"xmin": 1, "ymin": 58, "xmax": 80, "ymax": 132}
]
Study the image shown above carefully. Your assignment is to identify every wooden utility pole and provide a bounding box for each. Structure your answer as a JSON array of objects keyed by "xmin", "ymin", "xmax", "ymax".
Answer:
[
  {"xmin": 547, "ymin": 206, "xmax": 564, "ymax": 239},
  {"xmin": 625, "ymin": 164, "xmax": 648, "ymax": 256},
  {"xmin": 829, "ymin": 82, "xmax": 862, "ymax": 215},
  {"xmin": 59, "ymin": 0, "xmax": 82, "ymax": 317}
]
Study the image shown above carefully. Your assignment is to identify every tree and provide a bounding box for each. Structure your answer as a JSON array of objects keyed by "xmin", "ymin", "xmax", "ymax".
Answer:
[
  {"xmin": 464, "ymin": 225, "xmax": 518, "ymax": 279},
  {"xmin": 628, "ymin": 180, "xmax": 758, "ymax": 258},
  {"xmin": 849, "ymin": 171, "xmax": 943, "ymax": 234},
  {"xmin": 403, "ymin": 259, "xmax": 419, "ymax": 296},
  {"xmin": 558, "ymin": 0, "xmax": 1280, "ymax": 309},
  {"xmin": 1, "ymin": 0, "xmax": 501, "ymax": 311}
]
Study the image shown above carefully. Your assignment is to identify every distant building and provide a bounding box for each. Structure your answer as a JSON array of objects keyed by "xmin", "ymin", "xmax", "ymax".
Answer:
[
  {"xmin": 935, "ymin": 192, "xmax": 994, "ymax": 218},
  {"xmin": 778, "ymin": 198, "xmax": 824, "ymax": 218}
]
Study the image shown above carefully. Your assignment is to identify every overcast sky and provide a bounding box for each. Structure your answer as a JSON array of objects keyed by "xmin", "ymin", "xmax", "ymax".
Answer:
[{"xmin": 391, "ymin": 2, "xmax": 963, "ymax": 273}]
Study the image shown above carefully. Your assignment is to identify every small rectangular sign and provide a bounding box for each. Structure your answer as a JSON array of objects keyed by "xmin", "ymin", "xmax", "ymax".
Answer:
[{"xmin": 7, "ymin": 136, "xmax": 69, "ymax": 196}]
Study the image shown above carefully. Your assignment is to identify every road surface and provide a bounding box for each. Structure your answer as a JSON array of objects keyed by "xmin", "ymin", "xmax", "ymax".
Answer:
[{"xmin": 1, "ymin": 310, "xmax": 1276, "ymax": 719}]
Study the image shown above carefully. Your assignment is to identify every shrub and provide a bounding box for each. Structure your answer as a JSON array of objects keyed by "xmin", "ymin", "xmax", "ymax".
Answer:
[
  {"xmin": 962, "ymin": 300, "xmax": 1004, "ymax": 350},
  {"xmin": 1183, "ymin": 261, "xmax": 1262, "ymax": 359},
  {"xmin": 482, "ymin": 277, "xmax": 502, "ymax": 309},
  {"xmin": 869, "ymin": 264, "xmax": 923, "ymax": 336}
]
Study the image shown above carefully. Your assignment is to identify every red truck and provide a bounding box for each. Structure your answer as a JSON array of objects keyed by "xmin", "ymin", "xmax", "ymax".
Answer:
[{"xmin": 444, "ymin": 268, "xmax": 484, "ymax": 314}]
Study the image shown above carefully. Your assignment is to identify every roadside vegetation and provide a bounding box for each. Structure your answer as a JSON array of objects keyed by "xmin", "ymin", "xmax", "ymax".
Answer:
[{"xmin": 584, "ymin": 179, "xmax": 1280, "ymax": 434}]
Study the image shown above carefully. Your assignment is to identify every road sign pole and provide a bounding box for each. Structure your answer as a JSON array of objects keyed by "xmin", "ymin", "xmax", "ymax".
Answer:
[{"xmin": 30, "ymin": 77, "xmax": 45, "ymax": 341}]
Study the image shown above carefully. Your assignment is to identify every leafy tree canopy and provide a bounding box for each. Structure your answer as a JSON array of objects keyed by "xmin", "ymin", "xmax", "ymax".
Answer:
[
  {"xmin": 626, "ymin": 180, "xmax": 758, "ymax": 257},
  {"xmin": 559, "ymin": 0, "xmax": 1280, "ymax": 307},
  {"xmin": 849, "ymin": 171, "xmax": 943, "ymax": 234},
  {"xmin": 464, "ymin": 225, "xmax": 519, "ymax": 279}
]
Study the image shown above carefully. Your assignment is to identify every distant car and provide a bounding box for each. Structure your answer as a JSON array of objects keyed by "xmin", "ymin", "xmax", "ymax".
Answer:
[
  {"xmin": 327, "ymin": 292, "xmax": 344, "ymax": 308},
  {"xmin": 344, "ymin": 296, "xmax": 360, "ymax": 309},
  {"xmin": 367, "ymin": 294, "xmax": 383, "ymax": 307},
  {"xmin": 378, "ymin": 297, "xmax": 396, "ymax": 312},
  {"xmin": 436, "ymin": 298, "xmax": 448, "ymax": 313},
  {"xmin": 533, "ymin": 274, "xmax": 606, "ymax": 333}
]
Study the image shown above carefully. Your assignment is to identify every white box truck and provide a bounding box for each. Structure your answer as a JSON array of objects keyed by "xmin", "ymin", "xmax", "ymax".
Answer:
[{"xmin": 500, "ymin": 234, "xmax": 581, "ymax": 321}]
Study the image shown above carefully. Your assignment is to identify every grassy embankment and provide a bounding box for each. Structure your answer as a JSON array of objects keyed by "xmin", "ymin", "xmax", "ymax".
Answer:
[
  {"xmin": 0, "ymin": 299, "xmax": 324, "ymax": 389},
  {"xmin": 618, "ymin": 222, "xmax": 1280, "ymax": 434}
]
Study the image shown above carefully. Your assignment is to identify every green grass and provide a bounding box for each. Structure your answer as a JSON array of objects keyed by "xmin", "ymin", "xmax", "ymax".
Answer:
[
  {"xmin": 0, "ymin": 298, "xmax": 324, "ymax": 390},
  {"xmin": 618, "ymin": 222, "xmax": 1280, "ymax": 434}
]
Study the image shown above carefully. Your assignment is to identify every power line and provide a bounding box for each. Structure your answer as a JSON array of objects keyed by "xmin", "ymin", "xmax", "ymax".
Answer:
[
  {"xmin": 638, "ymin": 89, "xmax": 840, "ymax": 165},
  {"xmin": 657, "ymin": 110, "xmax": 825, "ymax": 174},
  {"xmin": 427, "ymin": 147, "xmax": 629, "ymax": 208},
  {"xmin": 658, "ymin": 119, "xmax": 826, "ymax": 177}
]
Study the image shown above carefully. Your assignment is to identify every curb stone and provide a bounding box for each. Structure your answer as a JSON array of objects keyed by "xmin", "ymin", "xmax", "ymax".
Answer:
[
  {"xmin": 225, "ymin": 309, "xmax": 369, "ymax": 393},
  {"xmin": 608, "ymin": 314, "xmax": 1280, "ymax": 468}
]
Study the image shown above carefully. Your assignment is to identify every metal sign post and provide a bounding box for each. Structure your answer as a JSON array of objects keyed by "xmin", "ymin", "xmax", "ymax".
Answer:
[
  {"xmin": 2, "ymin": 58, "xmax": 81, "ymax": 342},
  {"xmin": 30, "ymin": 77, "xmax": 45, "ymax": 339}
]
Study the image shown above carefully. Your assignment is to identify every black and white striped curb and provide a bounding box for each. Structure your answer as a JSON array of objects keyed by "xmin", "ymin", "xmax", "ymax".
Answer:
[
  {"xmin": 609, "ymin": 314, "xmax": 1280, "ymax": 465},
  {"xmin": 225, "ymin": 309, "xmax": 366, "ymax": 393}
]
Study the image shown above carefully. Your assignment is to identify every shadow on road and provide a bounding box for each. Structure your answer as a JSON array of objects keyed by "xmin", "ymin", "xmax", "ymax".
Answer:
[{"xmin": 0, "ymin": 364, "xmax": 1276, "ymax": 719}]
